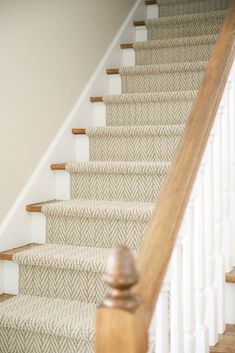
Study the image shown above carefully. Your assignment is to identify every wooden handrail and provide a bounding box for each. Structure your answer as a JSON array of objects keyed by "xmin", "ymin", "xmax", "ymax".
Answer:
[
  {"xmin": 136, "ymin": 0, "xmax": 235, "ymax": 330},
  {"xmin": 96, "ymin": 2, "xmax": 235, "ymax": 352}
]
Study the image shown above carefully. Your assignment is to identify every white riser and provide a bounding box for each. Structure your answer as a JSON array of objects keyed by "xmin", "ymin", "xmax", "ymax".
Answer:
[
  {"xmin": 225, "ymin": 283, "xmax": 235, "ymax": 324},
  {"xmin": 109, "ymin": 75, "xmax": 122, "ymax": 95},
  {"xmin": 0, "ymin": 261, "xmax": 19, "ymax": 295},
  {"xmin": 31, "ymin": 213, "xmax": 46, "ymax": 244},
  {"xmin": 135, "ymin": 26, "xmax": 147, "ymax": 41},
  {"xmin": 55, "ymin": 171, "xmax": 70, "ymax": 200},
  {"xmin": 146, "ymin": 4, "xmax": 159, "ymax": 19},
  {"xmin": 122, "ymin": 48, "xmax": 136, "ymax": 67},
  {"xmin": 92, "ymin": 102, "xmax": 107, "ymax": 126},
  {"xmin": 75, "ymin": 135, "xmax": 90, "ymax": 161}
]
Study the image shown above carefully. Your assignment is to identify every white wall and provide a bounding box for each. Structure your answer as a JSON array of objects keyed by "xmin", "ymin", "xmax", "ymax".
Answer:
[{"xmin": 0, "ymin": 0, "xmax": 135, "ymax": 223}]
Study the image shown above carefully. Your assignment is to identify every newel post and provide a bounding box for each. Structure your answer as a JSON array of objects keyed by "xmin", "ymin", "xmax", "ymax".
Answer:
[{"xmin": 96, "ymin": 246, "xmax": 148, "ymax": 353}]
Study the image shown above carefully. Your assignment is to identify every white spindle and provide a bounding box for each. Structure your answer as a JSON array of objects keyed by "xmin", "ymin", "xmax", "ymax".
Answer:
[
  {"xmin": 182, "ymin": 201, "xmax": 196, "ymax": 353},
  {"xmin": 229, "ymin": 62, "xmax": 235, "ymax": 264},
  {"xmin": 204, "ymin": 136, "xmax": 218, "ymax": 345},
  {"xmin": 170, "ymin": 237, "xmax": 183, "ymax": 353},
  {"xmin": 213, "ymin": 107, "xmax": 226, "ymax": 334},
  {"xmin": 222, "ymin": 83, "xmax": 233, "ymax": 272},
  {"xmin": 155, "ymin": 283, "xmax": 170, "ymax": 353},
  {"xmin": 194, "ymin": 166, "xmax": 208, "ymax": 353}
]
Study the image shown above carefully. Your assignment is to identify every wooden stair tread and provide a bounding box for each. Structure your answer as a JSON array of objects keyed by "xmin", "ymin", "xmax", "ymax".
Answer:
[
  {"xmin": 210, "ymin": 326, "xmax": 235, "ymax": 352},
  {"xmin": 90, "ymin": 96, "xmax": 103, "ymax": 103},
  {"xmin": 210, "ymin": 347, "xmax": 234, "ymax": 353},
  {"xmin": 0, "ymin": 294, "xmax": 15, "ymax": 303},
  {"xmin": 0, "ymin": 243, "xmax": 41, "ymax": 261},
  {"xmin": 145, "ymin": 0, "xmax": 157, "ymax": 4},
  {"xmin": 134, "ymin": 20, "xmax": 146, "ymax": 27},
  {"xmin": 26, "ymin": 200, "xmax": 58, "ymax": 212},
  {"xmin": 225, "ymin": 325, "xmax": 235, "ymax": 334},
  {"xmin": 51, "ymin": 163, "xmax": 66, "ymax": 171},
  {"xmin": 226, "ymin": 267, "xmax": 235, "ymax": 283},
  {"xmin": 120, "ymin": 43, "xmax": 133, "ymax": 49},
  {"xmin": 72, "ymin": 128, "xmax": 86, "ymax": 135},
  {"xmin": 106, "ymin": 68, "xmax": 119, "ymax": 75}
]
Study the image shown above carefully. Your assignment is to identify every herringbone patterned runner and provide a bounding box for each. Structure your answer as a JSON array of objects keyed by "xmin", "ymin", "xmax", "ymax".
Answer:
[
  {"xmin": 104, "ymin": 90, "xmax": 197, "ymax": 126},
  {"xmin": 43, "ymin": 199, "xmax": 155, "ymax": 249},
  {"xmin": 0, "ymin": 1, "xmax": 230, "ymax": 352},
  {"xmin": 120, "ymin": 62, "xmax": 207, "ymax": 94},
  {"xmin": 158, "ymin": 0, "xmax": 231, "ymax": 17}
]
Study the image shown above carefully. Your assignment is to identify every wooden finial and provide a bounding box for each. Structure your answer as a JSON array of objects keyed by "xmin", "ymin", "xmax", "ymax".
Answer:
[{"xmin": 102, "ymin": 245, "xmax": 140, "ymax": 312}]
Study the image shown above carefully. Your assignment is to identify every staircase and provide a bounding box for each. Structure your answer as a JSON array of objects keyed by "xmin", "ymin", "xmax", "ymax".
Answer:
[{"xmin": 0, "ymin": 0, "xmax": 235, "ymax": 352}]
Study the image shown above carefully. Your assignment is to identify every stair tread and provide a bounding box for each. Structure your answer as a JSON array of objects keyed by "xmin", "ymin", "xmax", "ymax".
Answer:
[
  {"xmin": 85, "ymin": 124, "xmax": 185, "ymax": 137},
  {"xmin": 157, "ymin": 0, "xmax": 231, "ymax": 17},
  {"xmin": 135, "ymin": 9, "xmax": 226, "ymax": 26},
  {"xmin": 90, "ymin": 90, "xmax": 197, "ymax": 102},
  {"xmin": 66, "ymin": 160, "xmax": 171, "ymax": 174},
  {"xmin": 26, "ymin": 200, "xmax": 59, "ymax": 212},
  {"xmin": 145, "ymin": 0, "xmax": 157, "ymax": 5},
  {"xmin": 13, "ymin": 244, "xmax": 126, "ymax": 272},
  {"xmin": 101, "ymin": 90, "xmax": 197, "ymax": 103},
  {"xmin": 51, "ymin": 163, "xmax": 66, "ymax": 170},
  {"xmin": 121, "ymin": 33, "xmax": 217, "ymax": 50},
  {"xmin": 52, "ymin": 160, "xmax": 170, "ymax": 174},
  {"xmin": 0, "ymin": 294, "xmax": 95, "ymax": 340},
  {"xmin": 146, "ymin": 9, "xmax": 226, "ymax": 25},
  {"xmin": 133, "ymin": 33, "xmax": 217, "ymax": 49},
  {"xmin": 42, "ymin": 199, "xmax": 155, "ymax": 220},
  {"xmin": 109, "ymin": 61, "xmax": 208, "ymax": 76},
  {"xmin": 0, "ymin": 243, "xmax": 41, "ymax": 261},
  {"xmin": 226, "ymin": 267, "xmax": 235, "ymax": 283}
]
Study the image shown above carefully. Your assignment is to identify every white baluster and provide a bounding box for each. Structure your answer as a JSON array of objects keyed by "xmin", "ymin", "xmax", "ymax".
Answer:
[
  {"xmin": 182, "ymin": 200, "xmax": 196, "ymax": 353},
  {"xmin": 170, "ymin": 236, "xmax": 183, "ymax": 353},
  {"xmin": 229, "ymin": 62, "xmax": 235, "ymax": 265},
  {"xmin": 204, "ymin": 135, "xmax": 218, "ymax": 346},
  {"xmin": 214, "ymin": 107, "xmax": 224, "ymax": 259},
  {"xmin": 193, "ymin": 167, "xmax": 208, "ymax": 353},
  {"xmin": 155, "ymin": 282, "xmax": 170, "ymax": 353},
  {"xmin": 213, "ymin": 107, "xmax": 226, "ymax": 334},
  {"xmin": 221, "ymin": 83, "xmax": 233, "ymax": 272}
]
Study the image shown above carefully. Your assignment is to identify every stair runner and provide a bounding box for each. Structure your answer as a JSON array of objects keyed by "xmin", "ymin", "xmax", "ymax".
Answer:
[{"xmin": 0, "ymin": 1, "xmax": 231, "ymax": 352}]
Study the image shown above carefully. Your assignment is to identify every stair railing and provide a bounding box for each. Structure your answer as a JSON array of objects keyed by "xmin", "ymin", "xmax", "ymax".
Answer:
[{"xmin": 96, "ymin": 2, "xmax": 235, "ymax": 352}]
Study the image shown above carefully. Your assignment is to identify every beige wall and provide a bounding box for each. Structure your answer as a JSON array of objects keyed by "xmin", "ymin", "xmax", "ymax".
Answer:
[{"xmin": 0, "ymin": 0, "xmax": 135, "ymax": 222}]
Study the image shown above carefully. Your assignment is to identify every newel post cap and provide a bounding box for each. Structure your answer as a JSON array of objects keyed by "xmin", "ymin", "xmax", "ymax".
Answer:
[{"xmin": 101, "ymin": 246, "xmax": 141, "ymax": 312}]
